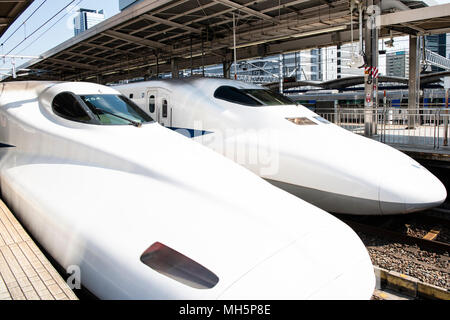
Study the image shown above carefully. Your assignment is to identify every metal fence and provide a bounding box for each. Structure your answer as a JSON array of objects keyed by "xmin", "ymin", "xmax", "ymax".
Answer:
[{"xmin": 317, "ymin": 106, "xmax": 450, "ymax": 150}]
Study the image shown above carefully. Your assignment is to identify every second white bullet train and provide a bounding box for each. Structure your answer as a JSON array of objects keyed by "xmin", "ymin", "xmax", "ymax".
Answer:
[
  {"xmin": 0, "ymin": 81, "xmax": 375, "ymax": 299},
  {"xmin": 116, "ymin": 78, "xmax": 447, "ymax": 215}
]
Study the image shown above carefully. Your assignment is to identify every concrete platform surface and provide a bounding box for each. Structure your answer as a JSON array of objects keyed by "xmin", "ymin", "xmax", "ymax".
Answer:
[{"xmin": 0, "ymin": 199, "xmax": 78, "ymax": 300}]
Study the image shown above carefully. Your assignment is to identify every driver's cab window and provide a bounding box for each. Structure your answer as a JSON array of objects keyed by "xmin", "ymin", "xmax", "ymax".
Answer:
[
  {"xmin": 52, "ymin": 92, "xmax": 91, "ymax": 122},
  {"xmin": 51, "ymin": 91, "xmax": 153, "ymax": 126}
]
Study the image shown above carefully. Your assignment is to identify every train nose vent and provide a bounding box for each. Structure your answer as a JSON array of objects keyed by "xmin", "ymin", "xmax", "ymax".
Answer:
[{"xmin": 140, "ymin": 242, "xmax": 219, "ymax": 289}]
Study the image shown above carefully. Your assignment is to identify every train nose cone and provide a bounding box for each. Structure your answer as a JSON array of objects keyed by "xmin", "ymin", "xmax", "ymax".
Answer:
[
  {"xmin": 379, "ymin": 162, "xmax": 447, "ymax": 214},
  {"xmin": 218, "ymin": 223, "xmax": 375, "ymax": 300}
]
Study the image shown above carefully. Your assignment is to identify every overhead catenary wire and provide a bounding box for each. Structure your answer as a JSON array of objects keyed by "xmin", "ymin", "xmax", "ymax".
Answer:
[
  {"xmin": 0, "ymin": 0, "xmax": 48, "ymax": 46},
  {"xmin": 18, "ymin": 0, "xmax": 85, "ymax": 55},
  {"xmin": 5, "ymin": 0, "xmax": 77, "ymax": 57}
]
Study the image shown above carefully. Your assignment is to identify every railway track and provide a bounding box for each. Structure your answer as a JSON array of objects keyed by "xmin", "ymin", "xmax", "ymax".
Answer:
[
  {"xmin": 342, "ymin": 218, "xmax": 450, "ymax": 253},
  {"xmin": 334, "ymin": 206, "xmax": 450, "ymax": 291},
  {"xmin": 336, "ymin": 207, "xmax": 450, "ymax": 253}
]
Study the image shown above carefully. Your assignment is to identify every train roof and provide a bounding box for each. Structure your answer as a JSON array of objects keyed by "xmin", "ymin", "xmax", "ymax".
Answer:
[
  {"xmin": 114, "ymin": 78, "xmax": 263, "ymax": 95},
  {"xmin": 0, "ymin": 81, "xmax": 119, "ymax": 104}
]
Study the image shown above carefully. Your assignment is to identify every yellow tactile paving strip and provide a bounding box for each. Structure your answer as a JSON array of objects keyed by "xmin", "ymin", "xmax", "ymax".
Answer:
[{"xmin": 0, "ymin": 199, "xmax": 78, "ymax": 300}]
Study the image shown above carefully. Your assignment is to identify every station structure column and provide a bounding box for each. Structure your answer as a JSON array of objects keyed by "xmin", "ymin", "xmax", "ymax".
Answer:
[
  {"xmin": 223, "ymin": 60, "xmax": 231, "ymax": 79},
  {"xmin": 363, "ymin": 0, "xmax": 379, "ymax": 137},
  {"xmin": 171, "ymin": 57, "xmax": 180, "ymax": 78},
  {"xmin": 96, "ymin": 74, "xmax": 104, "ymax": 84}
]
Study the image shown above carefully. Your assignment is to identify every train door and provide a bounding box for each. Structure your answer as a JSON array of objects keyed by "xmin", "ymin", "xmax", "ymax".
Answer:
[{"xmin": 157, "ymin": 91, "xmax": 172, "ymax": 127}]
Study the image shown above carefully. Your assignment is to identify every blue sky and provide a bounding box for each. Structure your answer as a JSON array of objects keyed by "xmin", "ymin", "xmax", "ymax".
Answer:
[
  {"xmin": 1, "ymin": 0, "xmax": 120, "ymax": 71},
  {"xmin": 0, "ymin": 0, "xmax": 450, "ymax": 73}
]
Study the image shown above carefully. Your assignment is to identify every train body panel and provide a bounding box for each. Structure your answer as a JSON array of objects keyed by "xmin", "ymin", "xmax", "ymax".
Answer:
[
  {"xmin": 0, "ymin": 81, "xmax": 375, "ymax": 299},
  {"xmin": 116, "ymin": 79, "xmax": 446, "ymax": 215}
]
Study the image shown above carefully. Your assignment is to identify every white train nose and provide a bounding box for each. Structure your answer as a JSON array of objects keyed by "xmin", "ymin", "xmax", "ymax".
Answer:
[
  {"xmin": 218, "ymin": 223, "xmax": 375, "ymax": 300},
  {"xmin": 379, "ymin": 162, "xmax": 447, "ymax": 214}
]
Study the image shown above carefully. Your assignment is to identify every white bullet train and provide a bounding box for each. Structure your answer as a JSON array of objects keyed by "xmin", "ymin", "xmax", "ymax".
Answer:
[
  {"xmin": 115, "ymin": 78, "xmax": 447, "ymax": 215},
  {"xmin": 0, "ymin": 81, "xmax": 375, "ymax": 299}
]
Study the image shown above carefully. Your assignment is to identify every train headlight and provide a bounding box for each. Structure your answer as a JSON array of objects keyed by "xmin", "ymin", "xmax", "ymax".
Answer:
[
  {"xmin": 286, "ymin": 117, "xmax": 317, "ymax": 125},
  {"xmin": 140, "ymin": 242, "xmax": 219, "ymax": 289}
]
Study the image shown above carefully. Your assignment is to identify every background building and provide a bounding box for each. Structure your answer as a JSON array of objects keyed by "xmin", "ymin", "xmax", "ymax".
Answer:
[
  {"xmin": 386, "ymin": 51, "xmax": 409, "ymax": 77},
  {"xmin": 119, "ymin": 0, "xmax": 143, "ymax": 11},
  {"xmin": 74, "ymin": 8, "xmax": 105, "ymax": 36},
  {"xmin": 425, "ymin": 34, "xmax": 447, "ymax": 71}
]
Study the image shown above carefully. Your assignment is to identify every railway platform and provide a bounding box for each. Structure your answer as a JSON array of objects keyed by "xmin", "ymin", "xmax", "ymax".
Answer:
[
  {"xmin": 364, "ymin": 128, "xmax": 450, "ymax": 163},
  {"xmin": 0, "ymin": 199, "xmax": 77, "ymax": 300},
  {"xmin": 396, "ymin": 146, "xmax": 450, "ymax": 164}
]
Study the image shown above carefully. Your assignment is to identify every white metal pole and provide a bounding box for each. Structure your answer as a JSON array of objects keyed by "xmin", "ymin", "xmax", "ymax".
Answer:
[
  {"xmin": 444, "ymin": 88, "xmax": 448, "ymax": 146},
  {"xmin": 359, "ymin": 4, "xmax": 363, "ymax": 55},
  {"xmin": 279, "ymin": 54, "xmax": 283, "ymax": 94},
  {"xmin": 11, "ymin": 58, "xmax": 16, "ymax": 79},
  {"xmin": 233, "ymin": 13, "xmax": 237, "ymax": 80},
  {"xmin": 0, "ymin": 54, "xmax": 40, "ymax": 59}
]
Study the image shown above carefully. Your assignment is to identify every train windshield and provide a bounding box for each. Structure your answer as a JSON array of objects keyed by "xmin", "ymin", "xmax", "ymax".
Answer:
[
  {"xmin": 242, "ymin": 89, "xmax": 295, "ymax": 106},
  {"xmin": 80, "ymin": 95, "xmax": 153, "ymax": 126},
  {"xmin": 214, "ymin": 86, "xmax": 295, "ymax": 106}
]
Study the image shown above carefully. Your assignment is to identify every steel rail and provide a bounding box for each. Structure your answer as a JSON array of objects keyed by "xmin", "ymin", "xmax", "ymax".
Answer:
[{"xmin": 342, "ymin": 219, "xmax": 450, "ymax": 253}]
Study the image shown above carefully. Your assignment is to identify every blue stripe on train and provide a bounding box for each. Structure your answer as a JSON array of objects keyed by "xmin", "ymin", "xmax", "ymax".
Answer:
[
  {"xmin": 391, "ymin": 99, "xmax": 401, "ymax": 107},
  {"xmin": 0, "ymin": 143, "xmax": 15, "ymax": 148},
  {"xmin": 167, "ymin": 127, "xmax": 213, "ymax": 138}
]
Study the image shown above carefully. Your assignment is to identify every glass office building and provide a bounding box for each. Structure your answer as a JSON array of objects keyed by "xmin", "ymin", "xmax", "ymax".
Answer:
[{"xmin": 74, "ymin": 8, "xmax": 105, "ymax": 36}]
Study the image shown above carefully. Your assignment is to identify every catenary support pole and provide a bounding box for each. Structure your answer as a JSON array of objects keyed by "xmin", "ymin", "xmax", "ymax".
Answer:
[
  {"xmin": 233, "ymin": 12, "xmax": 237, "ymax": 80},
  {"xmin": 279, "ymin": 54, "xmax": 284, "ymax": 94},
  {"xmin": 408, "ymin": 34, "xmax": 421, "ymax": 129},
  {"xmin": 364, "ymin": 1, "xmax": 374, "ymax": 137}
]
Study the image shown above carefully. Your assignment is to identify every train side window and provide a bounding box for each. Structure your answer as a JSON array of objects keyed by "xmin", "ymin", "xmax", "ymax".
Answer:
[
  {"xmin": 52, "ymin": 92, "xmax": 91, "ymax": 123},
  {"xmin": 149, "ymin": 95, "xmax": 155, "ymax": 113},
  {"xmin": 162, "ymin": 99, "xmax": 168, "ymax": 118},
  {"xmin": 214, "ymin": 86, "xmax": 262, "ymax": 106}
]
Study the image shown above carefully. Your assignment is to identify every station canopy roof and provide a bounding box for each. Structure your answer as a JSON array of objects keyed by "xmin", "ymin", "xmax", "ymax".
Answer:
[
  {"xmin": 378, "ymin": 1, "xmax": 450, "ymax": 35},
  {"xmin": 6, "ymin": 0, "xmax": 447, "ymax": 83},
  {"xmin": 0, "ymin": 0, "xmax": 34, "ymax": 38}
]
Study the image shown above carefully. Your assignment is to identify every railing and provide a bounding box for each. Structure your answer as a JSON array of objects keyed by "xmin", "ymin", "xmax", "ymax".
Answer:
[
  {"xmin": 316, "ymin": 106, "xmax": 450, "ymax": 150},
  {"xmin": 201, "ymin": 73, "xmax": 278, "ymax": 83},
  {"xmin": 423, "ymin": 49, "xmax": 450, "ymax": 70}
]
